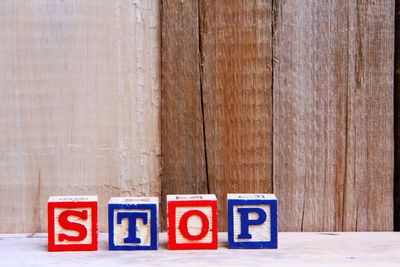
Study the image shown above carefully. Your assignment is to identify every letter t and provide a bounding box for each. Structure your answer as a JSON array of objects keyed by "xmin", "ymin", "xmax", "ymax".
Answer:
[{"xmin": 117, "ymin": 212, "xmax": 148, "ymax": 243}]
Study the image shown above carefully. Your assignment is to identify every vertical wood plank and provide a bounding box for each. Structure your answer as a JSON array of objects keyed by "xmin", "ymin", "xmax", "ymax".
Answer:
[
  {"xmin": 395, "ymin": 0, "xmax": 400, "ymax": 231},
  {"xmin": 273, "ymin": 0, "xmax": 348, "ymax": 232},
  {"xmin": 161, "ymin": 0, "xmax": 208, "ymax": 229},
  {"xmin": 200, "ymin": 0, "xmax": 273, "ymax": 230},
  {"xmin": 344, "ymin": 0, "xmax": 394, "ymax": 231},
  {"xmin": 273, "ymin": 0, "xmax": 394, "ymax": 231},
  {"xmin": 0, "ymin": 0, "xmax": 160, "ymax": 232}
]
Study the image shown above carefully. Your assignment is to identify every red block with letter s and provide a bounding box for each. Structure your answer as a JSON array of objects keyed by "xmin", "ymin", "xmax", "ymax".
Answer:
[
  {"xmin": 167, "ymin": 194, "xmax": 218, "ymax": 250},
  {"xmin": 48, "ymin": 196, "xmax": 98, "ymax": 251}
]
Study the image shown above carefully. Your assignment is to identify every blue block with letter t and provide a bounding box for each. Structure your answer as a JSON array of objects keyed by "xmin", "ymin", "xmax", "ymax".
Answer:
[
  {"xmin": 108, "ymin": 197, "xmax": 158, "ymax": 250},
  {"xmin": 227, "ymin": 194, "xmax": 278, "ymax": 249}
]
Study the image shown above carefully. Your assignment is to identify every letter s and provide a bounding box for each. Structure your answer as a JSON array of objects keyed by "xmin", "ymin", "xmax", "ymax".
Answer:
[{"xmin": 58, "ymin": 210, "xmax": 88, "ymax": 242}]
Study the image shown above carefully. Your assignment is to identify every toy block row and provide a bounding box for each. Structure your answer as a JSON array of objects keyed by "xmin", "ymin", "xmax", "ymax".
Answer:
[{"xmin": 48, "ymin": 194, "xmax": 277, "ymax": 251}]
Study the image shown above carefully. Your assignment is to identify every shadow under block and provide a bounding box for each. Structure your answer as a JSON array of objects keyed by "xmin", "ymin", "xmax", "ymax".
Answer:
[
  {"xmin": 48, "ymin": 196, "xmax": 98, "ymax": 251},
  {"xmin": 167, "ymin": 194, "xmax": 218, "ymax": 250},
  {"xmin": 227, "ymin": 194, "xmax": 278, "ymax": 249},
  {"xmin": 108, "ymin": 197, "xmax": 158, "ymax": 250}
]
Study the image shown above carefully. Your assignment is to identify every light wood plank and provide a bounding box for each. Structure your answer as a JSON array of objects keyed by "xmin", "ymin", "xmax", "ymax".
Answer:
[
  {"xmin": 0, "ymin": 0, "xmax": 160, "ymax": 233},
  {"xmin": 273, "ymin": 0, "xmax": 394, "ymax": 231},
  {"xmin": 200, "ymin": 0, "xmax": 273, "ymax": 231},
  {"xmin": 344, "ymin": 0, "xmax": 394, "ymax": 231}
]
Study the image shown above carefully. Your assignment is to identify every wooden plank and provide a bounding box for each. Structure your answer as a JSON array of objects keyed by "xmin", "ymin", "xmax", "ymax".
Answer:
[
  {"xmin": 161, "ymin": 0, "xmax": 208, "ymax": 229},
  {"xmin": 344, "ymin": 0, "xmax": 394, "ymax": 231},
  {"xmin": 0, "ymin": 0, "xmax": 160, "ymax": 233},
  {"xmin": 200, "ymin": 0, "xmax": 273, "ymax": 231},
  {"xmin": 273, "ymin": 0, "xmax": 394, "ymax": 231},
  {"xmin": 273, "ymin": 0, "xmax": 348, "ymax": 232},
  {"xmin": 2, "ymin": 233, "xmax": 400, "ymax": 266},
  {"xmin": 395, "ymin": 0, "xmax": 400, "ymax": 231}
]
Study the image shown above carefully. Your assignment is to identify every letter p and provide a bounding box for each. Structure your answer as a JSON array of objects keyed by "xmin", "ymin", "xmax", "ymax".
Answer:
[{"xmin": 237, "ymin": 208, "xmax": 267, "ymax": 239}]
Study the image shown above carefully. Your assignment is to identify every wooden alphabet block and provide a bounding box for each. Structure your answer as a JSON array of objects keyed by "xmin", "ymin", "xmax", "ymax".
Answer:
[
  {"xmin": 108, "ymin": 197, "xmax": 158, "ymax": 250},
  {"xmin": 227, "ymin": 194, "xmax": 278, "ymax": 249},
  {"xmin": 48, "ymin": 196, "xmax": 98, "ymax": 251},
  {"xmin": 167, "ymin": 194, "xmax": 218, "ymax": 250}
]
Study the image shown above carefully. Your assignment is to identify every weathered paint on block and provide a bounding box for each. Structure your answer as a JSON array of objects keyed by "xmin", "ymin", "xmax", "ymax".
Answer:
[
  {"xmin": 227, "ymin": 194, "xmax": 277, "ymax": 249},
  {"xmin": 108, "ymin": 197, "xmax": 158, "ymax": 250},
  {"xmin": 48, "ymin": 196, "xmax": 98, "ymax": 251},
  {"xmin": 167, "ymin": 194, "xmax": 218, "ymax": 250}
]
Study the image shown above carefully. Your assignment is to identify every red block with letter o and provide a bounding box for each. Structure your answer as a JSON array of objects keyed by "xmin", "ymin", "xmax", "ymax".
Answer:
[
  {"xmin": 48, "ymin": 196, "xmax": 98, "ymax": 251},
  {"xmin": 167, "ymin": 194, "xmax": 218, "ymax": 250}
]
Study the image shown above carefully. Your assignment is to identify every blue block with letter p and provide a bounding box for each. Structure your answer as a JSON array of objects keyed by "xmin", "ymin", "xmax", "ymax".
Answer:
[
  {"xmin": 108, "ymin": 197, "xmax": 158, "ymax": 250},
  {"xmin": 227, "ymin": 194, "xmax": 278, "ymax": 249}
]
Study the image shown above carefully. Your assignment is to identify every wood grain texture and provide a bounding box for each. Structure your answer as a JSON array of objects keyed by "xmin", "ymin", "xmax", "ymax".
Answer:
[
  {"xmin": 0, "ymin": 0, "xmax": 396, "ymax": 233},
  {"xmin": 344, "ymin": 0, "xmax": 394, "ymax": 231},
  {"xmin": 161, "ymin": 0, "xmax": 208, "ymax": 229},
  {"xmin": 273, "ymin": 0, "xmax": 394, "ymax": 231},
  {"xmin": 394, "ymin": 0, "xmax": 400, "ymax": 231},
  {"xmin": 0, "ymin": 0, "xmax": 160, "ymax": 233},
  {"xmin": 200, "ymin": 0, "xmax": 273, "ymax": 231}
]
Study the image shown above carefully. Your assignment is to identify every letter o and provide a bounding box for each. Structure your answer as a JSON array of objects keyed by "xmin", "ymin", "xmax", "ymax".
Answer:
[{"xmin": 179, "ymin": 210, "xmax": 209, "ymax": 241}]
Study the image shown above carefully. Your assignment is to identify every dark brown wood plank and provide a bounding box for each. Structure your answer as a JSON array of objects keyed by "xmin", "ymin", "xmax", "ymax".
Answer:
[
  {"xmin": 200, "ymin": 0, "xmax": 273, "ymax": 231},
  {"xmin": 161, "ymin": 0, "xmax": 208, "ymax": 229},
  {"xmin": 273, "ymin": 0, "xmax": 394, "ymax": 231}
]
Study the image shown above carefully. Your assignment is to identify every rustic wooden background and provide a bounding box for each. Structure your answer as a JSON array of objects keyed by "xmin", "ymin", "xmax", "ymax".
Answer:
[{"xmin": 0, "ymin": 0, "xmax": 397, "ymax": 233}]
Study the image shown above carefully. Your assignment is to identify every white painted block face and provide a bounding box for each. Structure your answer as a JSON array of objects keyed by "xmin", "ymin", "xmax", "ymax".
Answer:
[
  {"xmin": 227, "ymin": 194, "xmax": 276, "ymax": 200},
  {"xmin": 109, "ymin": 197, "xmax": 158, "ymax": 204},
  {"xmin": 49, "ymin": 196, "xmax": 98, "ymax": 202},
  {"xmin": 53, "ymin": 207, "xmax": 93, "ymax": 245},
  {"xmin": 167, "ymin": 194, "xmax": 217, "ymax": 201},
  {"xmin": 233, "ymin": 204, "xmax": 271, "ymax": 243},
  {"xmin": 175, "ymin": 206, "xmax": 213, "ymax": 244},
  {"xmin": 113, "ymin": 209, "xmax": 152, "ymax": 246}
]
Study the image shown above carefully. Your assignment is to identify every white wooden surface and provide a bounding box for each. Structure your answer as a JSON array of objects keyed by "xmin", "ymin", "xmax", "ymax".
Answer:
[{"xmin": 0, "ymin": 233, "xmax": 399, "ymax": 267}]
